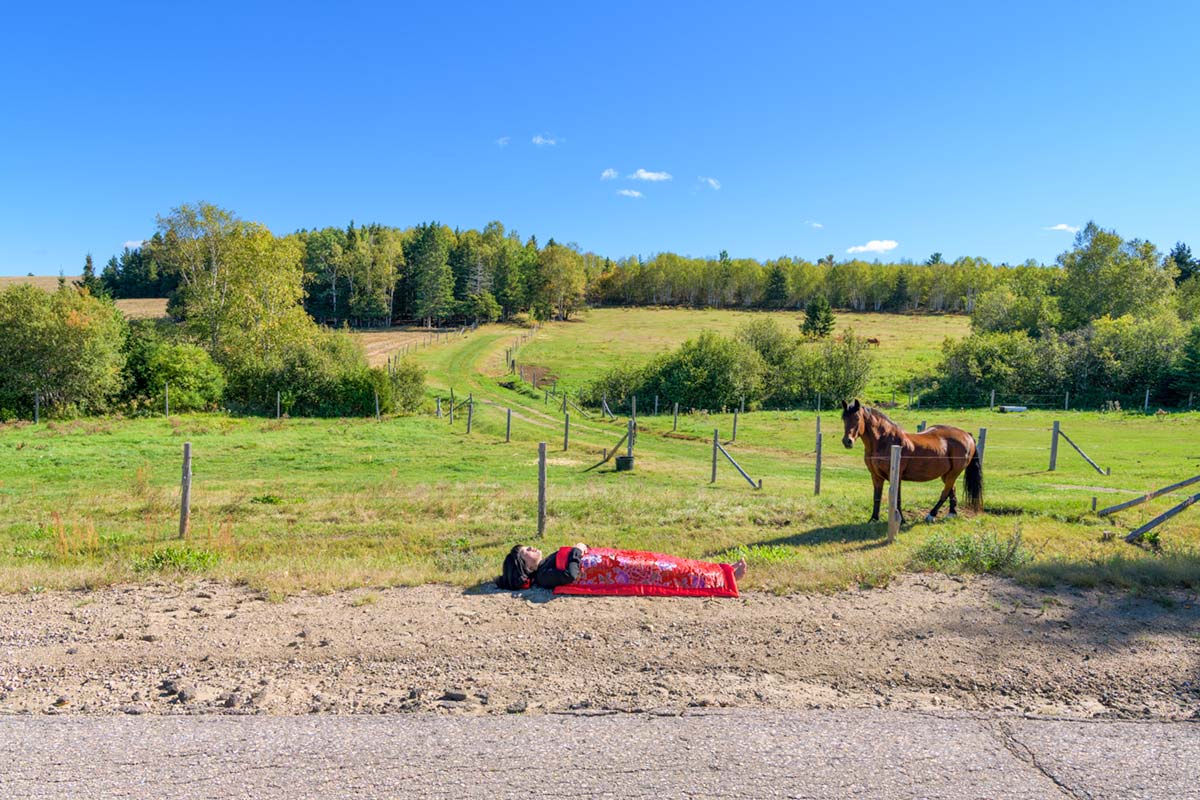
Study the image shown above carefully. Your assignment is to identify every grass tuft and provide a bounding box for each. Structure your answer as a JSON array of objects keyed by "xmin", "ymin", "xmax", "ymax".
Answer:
[
  {"xmin": 132, "ymin": 546, "xmax": 220, "ymax": 574},
  {"xmin": 912, "ymin": 529, "xmax": 1032, "ymax": 574}
]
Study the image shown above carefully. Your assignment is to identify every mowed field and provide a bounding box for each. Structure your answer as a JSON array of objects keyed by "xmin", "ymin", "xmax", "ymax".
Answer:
[
  {"xmin": 513, "ymin": 307, "xmax": 971, "ymax": 400},
  {"xmin": 0, "ymin": 275, "xmax": 168, "ymax": 319},
  {"xmin": 1, "ymin": 311, "xmax": 1198, "ymax": 596}
]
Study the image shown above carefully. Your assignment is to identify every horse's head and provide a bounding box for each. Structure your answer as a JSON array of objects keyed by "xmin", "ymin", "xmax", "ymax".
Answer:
[{"xmin": 841, "ymin": 399, "xmax": 864, "ymax": 448}]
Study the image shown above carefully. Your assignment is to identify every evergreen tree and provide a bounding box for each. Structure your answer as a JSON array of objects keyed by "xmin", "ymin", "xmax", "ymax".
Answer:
[
  {"xmin": 801, "ymin": 295, "xmax": 835, "ymax": 338},
  {"xmin": 1169, "ymin": 241, "xmax": 1196, "ymax": 285},
  {"xmin": 75, "ymin": 253, "xmax": 107, "ymax": 296},
  {"xmin": 763, "ymin": 263, "xmax": 789, "ymax": 307},
  {"xmin": 407, "ymin": 222, "xmax": 454, "ymax": 327},
  {"xmin": 889, "ymin": 271, "xmax": 909, "ymax": 311},
  {"xmin": 1173, "ymin": 323, "xmax": 1200, "ymax": 397}
]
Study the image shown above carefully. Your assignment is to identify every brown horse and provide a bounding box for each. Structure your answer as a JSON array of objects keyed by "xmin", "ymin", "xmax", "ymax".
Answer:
[{"xmin": 840, "ymin": 399, "xmax": 982, "ymax": 524}]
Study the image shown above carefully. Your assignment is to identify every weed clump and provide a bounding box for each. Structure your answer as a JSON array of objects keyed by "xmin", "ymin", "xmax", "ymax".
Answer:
[
  {"xmin": 133, "ymin": 546, "xmax": 220, "ymax": 573},
  {"xmin": 912, "ymin": 529, "xmax": 1031, "ymax": 574}
]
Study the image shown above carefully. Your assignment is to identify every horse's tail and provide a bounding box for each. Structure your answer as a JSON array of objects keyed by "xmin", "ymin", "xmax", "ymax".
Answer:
[{"xmin": 964, "ymin": 440, "xmax": 984, "ymax": 513}]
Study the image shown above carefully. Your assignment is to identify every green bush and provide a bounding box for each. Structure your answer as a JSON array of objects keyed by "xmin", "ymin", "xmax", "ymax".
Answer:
[
  {"xmin": 389, "ymin": 357, "xmax": 427, "ymax": 413},
  {"xmin": 0, "ymin": 284, "xmax": 128, "ymax": 418},
  {"xmin": 224, "ymin": 327, "xmax": 412, "ymax": 417},
  {"xmin": 144, "ymin": 343, "xmax": 225, "ymax": 412},
  {"xmin": 642, "ymin": 331, "xmax": 765, "ymax": 410},
  {"xmin": 912, "ymin": 529, "xmax": 1032, "ymax": 574}
]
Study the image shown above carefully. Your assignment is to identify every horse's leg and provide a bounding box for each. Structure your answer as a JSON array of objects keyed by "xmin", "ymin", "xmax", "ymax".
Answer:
[
  {"xmin": 870, "ymin": 474, "xmax": 884, "ymax": 522},
  {"xmin": 895, "ymin": 482, "xmax": 905, "ymax": 525},
  {"xmin": 926, "ymin": 480, "xmax": 954, "ymax": 523},
  {"xmin": 948, "ymin": 485, "xmax": 958, "ymax": 517}
]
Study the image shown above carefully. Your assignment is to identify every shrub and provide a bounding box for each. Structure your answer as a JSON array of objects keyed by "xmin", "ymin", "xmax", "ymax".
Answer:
[
  {"xmin": 0, "ymin": 284, "xmax": 128, "ymax": 418},
  {"xmin": 389, "ymin": 357, "xmax": 426, "ymax": 412},
  {"xmin": 816, "ymin": 329, "xmax": 873, "ymax": 404},
  {"xmin": 642, "ymin": 331, "xmax": 765, "ymax": 410},
  {"xmin": 912, "ymin": 529, "xmax": 1032, "ymax": 574},
  {"xmin": 139, "ymin": 342, "xmax": 225, "ymax": 412}
]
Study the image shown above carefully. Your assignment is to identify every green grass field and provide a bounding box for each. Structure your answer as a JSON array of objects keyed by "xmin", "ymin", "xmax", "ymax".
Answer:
[
  {"xmin": 1, "ymin": 311, "xmax": 1198, "ymax": 595},
  {"xmin": 512, "ymin": 307, "xmax": 971, "ymax": 400}
]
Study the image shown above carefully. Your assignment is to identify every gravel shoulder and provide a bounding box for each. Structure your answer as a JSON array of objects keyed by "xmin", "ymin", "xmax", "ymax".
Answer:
[{"xmin": 1, "ymin": 574, "xmax": 1197, "ymax": 719}]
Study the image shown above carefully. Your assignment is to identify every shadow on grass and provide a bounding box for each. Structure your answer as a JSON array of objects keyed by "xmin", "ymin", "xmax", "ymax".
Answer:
[{"xmin": 748, "ymin": 522, "xmax": 889, "ymax": 549}]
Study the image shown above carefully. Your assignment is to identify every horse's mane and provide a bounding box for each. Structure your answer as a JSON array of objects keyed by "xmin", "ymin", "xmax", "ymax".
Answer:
[{"xmin": 863, "ymin": 406, "xmax": 903, "ymax": 434}]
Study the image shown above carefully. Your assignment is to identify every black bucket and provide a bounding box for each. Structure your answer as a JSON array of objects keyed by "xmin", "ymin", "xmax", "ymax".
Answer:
[{"xmin": 615, "ymin": 455, "xmax": 634, "ymax": 472}]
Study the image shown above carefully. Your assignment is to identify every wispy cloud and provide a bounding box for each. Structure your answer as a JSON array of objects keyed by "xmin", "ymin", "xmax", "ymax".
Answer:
[
  {"xmin": 531, "ymin": 133, "xmax": 557, "ymax": 146},
  {"xmin": 629, "ymin": 168, "xmax": 672, "ymax": 181},
  {"xmin": 618, "ymin": 189, "xmax": 643, "ymax": 198},
  {"xmin": 698, "ymin": 176, "xmax": 721, "ymax": 190},
  {"xmin": 1043, "ymin": 223, "xmax": 1079, "ymax": 233},
  {"xmin": 601, "ymin": 168, "xmax": 618, "ymax": 180},
  {"xmin": 122, "ymin": 240, "xmax": 146, "ymax": 250},
  {"xmin": 803, "ymin": 220, "xmax": 824, "ymax": 229},
  {"xmin": 846, "ymin": 239, "xmax": 898, "ymax": 255},
  {"xmin": 496, "ymin": 136, "xmax": 510, "ymax": 147}
]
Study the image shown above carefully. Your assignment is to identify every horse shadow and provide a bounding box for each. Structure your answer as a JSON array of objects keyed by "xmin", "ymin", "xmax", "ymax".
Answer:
[
  {"xmin": 747, "ymin": 521, "xmax": 892, "ymax": 551},
  {"xmin": 462, "ymin": 581, "xmax": 557, "ymax": 603}
]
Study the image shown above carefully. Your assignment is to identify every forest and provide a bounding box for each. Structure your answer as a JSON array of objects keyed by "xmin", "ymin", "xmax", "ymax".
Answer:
[{"xmin": 5, "ymin": 202, "xmax": 1199, "ymax": 418}]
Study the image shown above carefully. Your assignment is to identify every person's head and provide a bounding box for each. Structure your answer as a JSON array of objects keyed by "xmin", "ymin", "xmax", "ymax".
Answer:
[
  {"xmin": 841, "ymin": 398, "xmax": 865, "ymax": 449},
  {"xmin": 497, "ymin": 544, "xmax": 543, "ymax": 590}
]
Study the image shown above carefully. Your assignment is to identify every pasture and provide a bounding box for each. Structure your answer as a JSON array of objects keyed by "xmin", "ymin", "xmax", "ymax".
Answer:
[
  {"xmin": 1, "ymin": 312, "xmax": 1198, "ymax": 596},
  {"xmin": 511, "ymin": 307, "xmax": 970, "ymax": 400}
]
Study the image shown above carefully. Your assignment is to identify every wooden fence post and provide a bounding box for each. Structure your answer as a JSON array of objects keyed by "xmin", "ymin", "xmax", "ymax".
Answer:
[
  {"xmin": 276, "ymin": 391, "xmax": 281, "ymax": 419},
  {"xmin": 990, "ymin": 388, "xmax": 995, "ymax": 411},
  {"xmin": 631, "ymin": 396, "xmax": 637, "ymax": 423},
  {"xmin": 537, "ymin": 443, "xmax": 547, "ymax": 537},
  {"xmin": 917, "ymin": 420, "xmax": 926, "ymax": 432},
  {"xmin": 711, "ymin": 429, "xmax": 719, "ymax": 483},
  {"xmin": 449, "ymin": 400, "xmax": 454, "ymax": 425},
  {"xmin": 732, "ymin": 410, "xmax": 739, "ymax": 442},
  {"xmin": 887, "ymin": 444, "xmax": 902, "ymax": 542},
  {"xmin": 1049, "ymin": 420, "xmax": 1060, "ymax": 471},
  {"xmin": 673, "ymin": 402, "xmax": 679, "ymax": 431},
  {"xmin": 977, "ymin": 428, "xmax": 987, "ymax": 468},
  {"xmin": 466, "ymin": 400, "xmax": 473, "ymax": 434},
  {"xmin": 563, "ymin": 413, "xmax": 570, "ymax": 451},
  {"xmin": 627, "ymin": 419, "xmax": 634, "ymax": 458},
  {"xmin": 740, "ymin": 396, "xmax": 745, "ymax": 413},
  {"xmin": 655, "ymin": 396, "xmax": 659, "ymax": 416},
  {"xmin": 816, "ymin": 392, "xmax": 821, "ymax": 414},
  {"xmin": 1065, "ymin": 391, "xmax": 1070, "ymax": 411},
  {"xmin": 179, "ymin": 442, "xmax": 192, "ymax": 539},
  {"xmin": 374, "ymin": 389, "xmax": 380, "ymax": 421},
  {"xmin": 1144, "ymin": 388, "xmax": 1150, "ymax": 413},
  {"xmin": 908, "ymin": 381, "xmax": 914, "ymax": 409},
  {"xmin": 436, "ymin": 397, "xmax": 442, "ymax": 418},
  {"xmin": 814, "ymin": 431, "xmax": 822, "ymax": 495},
  {"xmin": 506, "ymin": 408, "xmax": 512, "ymax": 442}
]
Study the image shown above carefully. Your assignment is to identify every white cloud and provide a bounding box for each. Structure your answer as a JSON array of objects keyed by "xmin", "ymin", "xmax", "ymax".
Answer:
[
  {"xmin": 846, "ymin": 239, "xmax": 899, "ymax": 255},
  {"xmin": 496, "ymin": 136, "xmax": 510, "ymax": 147},
  {"xmin": 618, "ymin": 189, "xmax": 643, "ymax": 198},
  {"xmin": 531, "ymin": 134, "xmax": 557, "ymax": 146},
  {"xmin": 699, "ymin": 176, "xmax": 721, "ymax": 190},
  {"xmin": 629, "ymin": 168, "xmax": 672, "ymax": 181},
  {"xmin": 122, "ymin": 240, "xmax": 146, "ymax": 250},
  {"xmin": 1043, "ymin": 223, "xmax": 1079, "ymax": 233},
  {"xmin": 601, "ymin": 168, "xmax": 618, "ymax": 180},
  {"xmin": 804, "ymin": 220, "xmax": 824, "ymax": 229}
]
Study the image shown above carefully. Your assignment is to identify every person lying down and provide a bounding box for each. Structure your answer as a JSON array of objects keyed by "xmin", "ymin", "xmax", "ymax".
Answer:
[{"xmin": 497, "ymin": 542, "xmax": 747, "ymax": 598}]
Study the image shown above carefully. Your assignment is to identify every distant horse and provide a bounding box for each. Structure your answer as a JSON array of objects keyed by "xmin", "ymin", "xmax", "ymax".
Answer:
[
  {"xmin": 840, "ymin": 399, "xmax": 982, "ymax": 524},
  {"xmin": 865, "ymin": 337, "xmax": 881, "ymax": 348}
]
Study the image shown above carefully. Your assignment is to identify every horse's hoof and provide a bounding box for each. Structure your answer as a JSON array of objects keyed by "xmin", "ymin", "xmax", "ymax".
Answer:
[
  {"xmin": 947, "ymin": 512, "xmax": 958, "ymax": 519},
  {"xmin": 925, "ymin": 514, "xmax": 936, "ymax": 524},
  {"xmin": 868, "ymin": 516, "xmax": 880, "ymax": 523}
]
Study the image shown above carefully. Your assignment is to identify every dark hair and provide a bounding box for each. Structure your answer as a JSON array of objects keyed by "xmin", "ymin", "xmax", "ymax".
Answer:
[{"xmin": 497, "ymin": 545, "xmax": 533, "ymax": 590}]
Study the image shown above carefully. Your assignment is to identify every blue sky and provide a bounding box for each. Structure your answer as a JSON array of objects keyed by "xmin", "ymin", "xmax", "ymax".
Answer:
[{"xmin": 1, "ymin": 1, "xmax": 1197, "ymax": 275}]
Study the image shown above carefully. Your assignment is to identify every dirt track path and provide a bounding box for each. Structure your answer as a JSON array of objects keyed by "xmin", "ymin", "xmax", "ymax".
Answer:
[{"xmin": 2, "ymin": 575, "xmax": 1196, "ymax": 719}]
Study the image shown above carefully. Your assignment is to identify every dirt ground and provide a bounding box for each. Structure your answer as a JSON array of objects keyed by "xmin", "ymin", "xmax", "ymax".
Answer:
[{"xmin": 1, "ymin": 575, "xmax": 1197, "ymax": 719}]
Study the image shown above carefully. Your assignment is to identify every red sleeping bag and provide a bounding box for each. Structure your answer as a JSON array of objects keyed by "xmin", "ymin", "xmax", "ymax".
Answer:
[{"xmin": 552, "ymin": 547, "xmax": 738, "ymax": 598}]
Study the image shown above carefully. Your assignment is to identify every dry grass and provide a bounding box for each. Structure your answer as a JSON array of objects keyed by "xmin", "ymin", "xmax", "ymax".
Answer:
[
  {"xmin": 0, "ymin": 275, "xmax": 77, "ymax": 290},
  {"xmin": 114, "ymin": 298, "xmax": 168, "ymax": 319}
]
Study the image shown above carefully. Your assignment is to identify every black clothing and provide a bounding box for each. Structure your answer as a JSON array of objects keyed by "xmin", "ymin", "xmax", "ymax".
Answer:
[{"xmin": 533, "ymin": 546, "xmax": 583, "ymax": 589}]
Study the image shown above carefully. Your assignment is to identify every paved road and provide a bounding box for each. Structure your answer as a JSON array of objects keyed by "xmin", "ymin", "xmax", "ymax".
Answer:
[{"xmin": 1, "ymin": 710, "xmax": 1196, "ymax": 799}]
